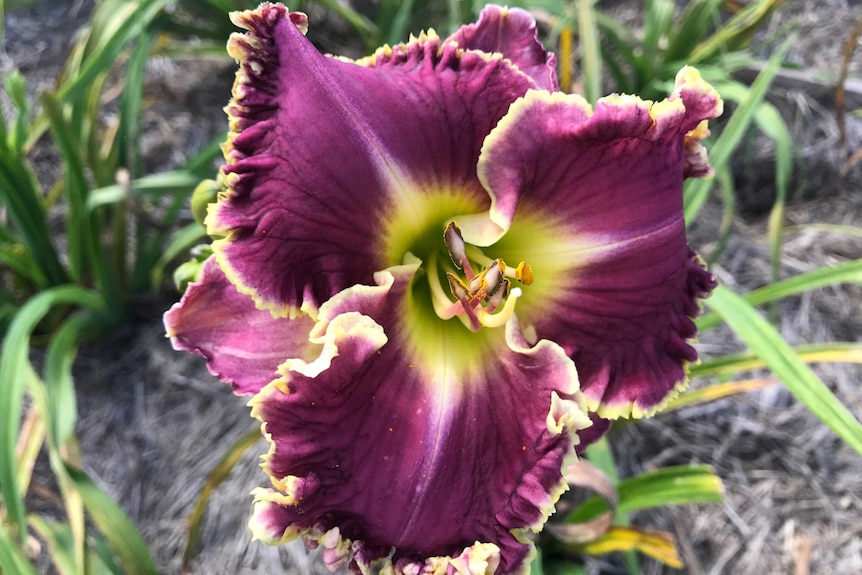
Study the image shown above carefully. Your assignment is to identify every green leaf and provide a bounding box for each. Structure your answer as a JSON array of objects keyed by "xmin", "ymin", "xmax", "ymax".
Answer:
[
  {"xmin": 5, "ymin": 69, "xmax": 30, "ymax": 153},
  {"xmin": 45, "ymin": 313, "xmax": 101, "ymax": 447},
  {"xmin": 183, "ymin": 426, "xmax": 261, "ymax": 572},
  {"xmin": 28, "ymin": 516, "xmax": 77, "ymax": 575},
  {"xmin": 691, "ymin": 342, "xmax": 862, "ymax": 379},
  {"xmin": 64, "ymin": 465, "xmax": 160, "ymax": 575},
  {"xmin": 684, "ymin": 36, "xmax": 793, "ymax": 224},
  {"xmin": 117, "ymin": 33, "xmax": 150, "ymax": 175},
  {"xmin": 567, "ymin": 465, "xmax": 724, "ymax": 523},
  {"xmin": 87, "ymin": 170, "xmax": 203, "ymax": 211},
  {"xmin": 91, "ymin": 535, "xmax": 126, "ymax": 575},
  {"xmin": 642, "ymin": 0, "xmax": 674, "ymax": 67},
  {"xmin": 714, "ymin": 81, "xmax": 794, "ymax": 289},
  {"xmin": 577, "ymin": 0, "xmax": 602, "ymax": 103},
  {"xmin": 0, "ymin": 242, "xmax": 48, "ymax": 288},
  {"xmin": 529, "ymin": 547, "xmax": 545, "ymax": 575},
  {"xmin": 784, "ymin": 223, "xmax": 862, "ymax": 239},
  {"xmin": 690, "ymin": 0, "xmax": 789, "ymax": 62},
  {"xmin": 661, "ymin": 377, "xmax": 777, "ymax": 413},
  {"xmin": 573, "ymin": 527, "xmax": 682, "ymax": 569},
  {"xmin": 705, "ymin": 165, "xmax": 735, "ymax": 266},
  {"xmin": 0, "ymin": 115, "xmax": 67, "ymax": 286},
  {"xmin": 664, "ymin": 0, "xmax": 724, "ymax": 63},
  {"xmin": 0, "ymin": 525, "xmax": 40, "ymax": 575},
  {"xmin": 383, "ymin": 0, "xmax": 417, "ymax": 46},
  {"xmin": 545, "ymin": 558, "xmax": 589, "ymax": 575},
  {"xmin": 616, "ymin": 465, "xmax": 725, "ymax": 513},
  {"xmin": 584, "ymin": 436, "xmax": 619, "ymax": 484},
  {"xmin": 39, "ymin": 92, "xmax": 90, "ymax": 281},
  {"xmin": 58, "ymin": 0, "xmax": 172, "ymax": 104},
  {"xmin": 0, "ymin": 286, "xmax": 104, "ymax": 540},
  {"xmin": 583, "ymin": 437, "xmax": 638, "ymax": 574},
  {"xmin": 705, "ymin": 286, "xmax": 862, "ymax": 456},
  {"xmin": 697, "ymin": 258, "xmax": 862, "ymax": 330},
  {"xmin": 150, "ymin": 222, "xmax": 207, "ymax": 290}
]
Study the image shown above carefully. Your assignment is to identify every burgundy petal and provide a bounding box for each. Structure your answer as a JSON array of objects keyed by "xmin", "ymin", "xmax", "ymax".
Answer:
[
  {"xmin": 248, "ymin": 263, "xmax": 591, "ymax": 574},
  {"xmin": 209, "ymin": 3, "xmax": 538, "ymax": 317},
  {"xmin": 445, "ymin": 5, "xmax": 558, "ymax": 91},
  {"xmin": 476, "ymin": 69, "xmax": 721, "ymax": 417},
  {"xmin": 164, "ymin": 256, "xmax": 315, "ymax": 395}
]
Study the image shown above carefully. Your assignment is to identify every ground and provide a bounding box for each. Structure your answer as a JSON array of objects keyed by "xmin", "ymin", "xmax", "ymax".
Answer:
[{"xmin": 2, "ymin": 1, "xmax": 861, "ymax": 574}]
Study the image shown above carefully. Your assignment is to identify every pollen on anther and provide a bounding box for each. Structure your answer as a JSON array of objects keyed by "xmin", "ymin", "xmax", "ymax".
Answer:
[{"xmin": 516, "ymin": 262, "xmax": 533, "ymax": 285}]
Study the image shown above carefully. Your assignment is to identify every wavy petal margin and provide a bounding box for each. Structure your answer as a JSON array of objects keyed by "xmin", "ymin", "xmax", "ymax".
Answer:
[
  {"xmin": 164, "ymin": 257, "xmax": 316, "ymax": 395},
  {"xmin": 208, "ymin": 2, "xmax": 539, "ymax": 318},
  {"xmin": 474, "ymin": 67, "xmax": 721, "ymax": 418},
  {"xmin": 444, "ymin": 5, "xmax": 558, "ymax": 91},
  {"xmin": 247, "ymin": 263, "xmax": 592, "ymax": 574}
]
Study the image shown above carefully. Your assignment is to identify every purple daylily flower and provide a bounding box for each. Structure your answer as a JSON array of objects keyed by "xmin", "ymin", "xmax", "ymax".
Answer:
[{"xmin": 164, "ymin": 3, "xmax": 721, "ymax": 574}]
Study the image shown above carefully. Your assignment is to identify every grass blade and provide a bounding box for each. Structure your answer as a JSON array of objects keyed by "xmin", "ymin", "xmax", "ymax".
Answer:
[
  {"xmin": 39, "ymin": 92, "xmax": 89, "ymax": 280},
  {"xmin": 664, "ymin": 0, "xmax": 724, "ymax": 63},
  {"xmin": 705, "ymin": 286, "xmax": 862, "ymax": 456},
  {"xmin": 150, "ymin": 222, "xmax": 207, "ymax": 290},
  {"xmin": 684, "ymin": 37, "xmax": 793, "ymax": 225},
  {"xmin": 660, "ymin": 377, "xmax": 777, "ymax": 413},
  {"xmin": 0, "ymin": 146, "xmax": 68, "ymax": 287},
  {"xmin": 87, "ymin": 170, "xmax": 204, "ymax": 211},
  {"xmin": 0, "ymin": 525, "xmax": 40, "ymax": 575},
  {"xmin": 15, "ymin": 405, "xmax": 46, "ymax": 495},
  {"xmin": 697, "ymin": 258, "xmax": 862, "ymax": 330},
  {"xmin": 690, "ymin": 0, "xmax": 789, "ymax": 63},
  {"xmin": 45, "ymin": 313, "xmax": 100, "ymax": 447},
  {"xmin": 577, "ymin": 0, "xmax": 602, "ymax": 103},
  {"xmin": 0, "ymin": 286, "xmax": 103, "ymax": 540},
  {"xmin": 574, "ymin": 527, "xmax": 682, "ymax": 568},
  {"xmin": 583, "ymin": 437, "xmax": 638, "ymax": 575},
  {"xmin": 58, "ymin": 0, "xmax": 171, "ymax": 104},
  {"xmin": 64, "ymin": 465, "xmax": 160, "ymax": 575},
  {"xmin": 117, "ymin": 33, "xmax": 149, "ymax": 175},
  {"xmin": 705, "ymin": 165, "xmax": 736, "ymax": 266},
  {"xmin": 691, "ymin": 342, "xmax": 862, "ymax": 379},
  {"xmin": 568, "ymin": 465, "xmax": 724, "ymax": 522},
  {"xmin": 784, "ymin": 223, "xmax": 862, "ymax": 239},
  {"xmin": 28, "ymin": 516, "xmax": 77, "ymax": 575},
  {"xmin": 715, "ymin": 81, "xmax": 793, "ymax": 289},
  {"xmin": 0, "ymin": 243, "xmax": 49, "ymax": 288},
  {"xmin": 182, "ymin": 425, "xmax": 261, "ymax": 572},
  {"xmin": 642, "ymin": 0, "xmax": 674, "ymax": 67}
]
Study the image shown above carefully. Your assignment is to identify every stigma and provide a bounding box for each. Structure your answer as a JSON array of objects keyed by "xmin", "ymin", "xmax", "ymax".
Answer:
[{"xmin": 429, "ymin": 221, "xmax": 533, "ymax": 331}]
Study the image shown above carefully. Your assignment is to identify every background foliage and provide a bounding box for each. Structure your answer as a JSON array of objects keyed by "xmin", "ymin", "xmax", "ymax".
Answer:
[{"xmin": 1, "ymin": 0, "xmax": 860, "ymax": 573}]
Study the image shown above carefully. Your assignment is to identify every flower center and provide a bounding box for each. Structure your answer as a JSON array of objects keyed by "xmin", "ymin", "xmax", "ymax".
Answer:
[{"xmin": 428, "ymin": 221, "xmax": 533, "ymax": 332}]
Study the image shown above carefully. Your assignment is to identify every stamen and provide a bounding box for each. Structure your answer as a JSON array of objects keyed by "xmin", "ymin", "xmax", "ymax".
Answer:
[
  {"xmin": 515, "ymin": 262, "xmax": 533, "ymax": 285},
  {"xmin": 434, "ymin": 221, "xmax": 533, "ymax": 331},
  {"xmin": 466, "ymin": 245, "xmax": 532, "ymax": 285},
  {"xmin": 444, "ymin": 221, "xmax": 475, "ymax": 280},
  {"xmin": 447, "ymin": 273, "xmax": 481, "ymax": 331},
  {"xmin": 484, "ymin": 278, "xmax": 509, "ymax": 313},
  {"xmin": 447, "ymin": 273, "xmax": 470, "ymax": 302},
  {"xmin": 483, "ymin": 259, "xmax": 505, "ymax": 299}
]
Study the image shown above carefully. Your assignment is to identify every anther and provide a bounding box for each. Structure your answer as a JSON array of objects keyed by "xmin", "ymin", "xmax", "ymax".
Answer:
[
  {"xmin": 436, "ymin": 221, "xmax": 532, "ymax": 331},
  {"xmin": 444, "ymin": 221, "xmax": 475, "ymax": 279},
  {"xmin": 515, "ymin": 262, "xmax": 533, "ymax": 285}
]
